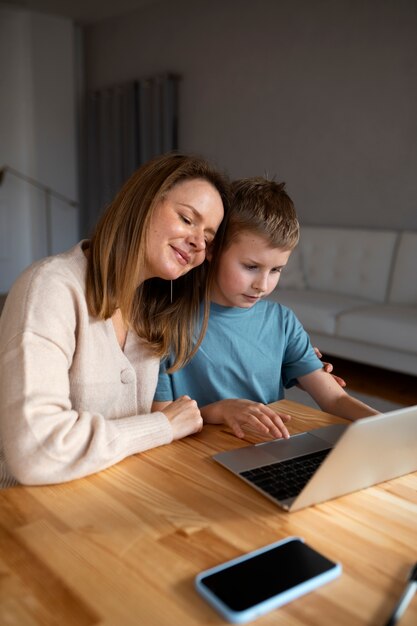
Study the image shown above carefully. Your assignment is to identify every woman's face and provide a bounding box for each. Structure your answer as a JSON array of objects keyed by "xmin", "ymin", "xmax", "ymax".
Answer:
[{"xmin": 143, "ymin": 178, "xmax": 224, "ymax": 281}]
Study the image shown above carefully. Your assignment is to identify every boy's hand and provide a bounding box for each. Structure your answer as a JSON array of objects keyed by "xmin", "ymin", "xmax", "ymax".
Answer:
[{"xmin": 202, "ymin": 399, "xmax": 291, "ymax": 440}]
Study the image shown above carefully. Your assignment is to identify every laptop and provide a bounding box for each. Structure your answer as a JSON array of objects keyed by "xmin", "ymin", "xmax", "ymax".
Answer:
[{"xmin": 213, "ymin": 405, "xmax": 417, "ymax": 512}]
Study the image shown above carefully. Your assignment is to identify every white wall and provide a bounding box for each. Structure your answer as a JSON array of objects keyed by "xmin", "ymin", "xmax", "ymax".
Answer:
[
  {"xmin": 85, "ymin": 0, "xmax": 417, "ymax": 230},
  {"xmin": 0, "ymin": 6, "xmax": 79, "ymax": 292}
]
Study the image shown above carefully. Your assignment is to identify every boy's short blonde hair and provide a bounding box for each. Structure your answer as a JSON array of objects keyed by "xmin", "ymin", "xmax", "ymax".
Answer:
[{"xmin": 226, "ymin": 177, "xmax": 299, "ymax": 250}]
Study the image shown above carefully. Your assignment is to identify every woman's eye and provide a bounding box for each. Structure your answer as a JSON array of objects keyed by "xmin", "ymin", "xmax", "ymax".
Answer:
[
  {"xmin": 272, "ymin": 267, "xmax": 282, "ymax": 273},
  {"xmin": 181, "ymin": 215, "xmax": 192, "ymax": 225},
  {"xmin": 244, "ymin": 265, "xmax": 257, "ymax": 271}
]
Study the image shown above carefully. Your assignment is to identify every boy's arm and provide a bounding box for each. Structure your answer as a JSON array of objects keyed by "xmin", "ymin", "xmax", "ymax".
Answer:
[
  {"xmin": 297, "ymin": 369, "xmax": 380, "ymax": 420},
  {"xmin": 312, "ymin": 347, "xmax": 346, "ymax": 388}
]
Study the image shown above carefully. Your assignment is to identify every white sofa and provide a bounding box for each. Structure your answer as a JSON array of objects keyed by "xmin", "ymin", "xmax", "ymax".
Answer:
[{"xmin": 267, "ymin": 226, "xmax": 417, "ymax": 376}]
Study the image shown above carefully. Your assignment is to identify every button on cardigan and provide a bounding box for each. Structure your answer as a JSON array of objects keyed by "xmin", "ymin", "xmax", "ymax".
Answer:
[{"xmin": 0, "ymin": 243, "xmax": 173, "ymax": 488}]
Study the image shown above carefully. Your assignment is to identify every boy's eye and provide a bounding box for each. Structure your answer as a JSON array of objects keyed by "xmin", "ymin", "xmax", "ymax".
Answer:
[
  {"xmin": 181, "ymin": 215, "xmax": 192, "ymax": 225},
  {"xmin": 244, "ymin": 265, "xmax": 257, "ymax": 270},
  {"xmin": 272, "ymin": 267, "xmax": 283, "ymax": 273}
]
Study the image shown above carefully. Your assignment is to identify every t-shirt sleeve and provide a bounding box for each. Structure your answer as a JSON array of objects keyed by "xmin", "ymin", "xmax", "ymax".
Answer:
[
  {"xmin": 281, "ymin": 307, "xmax": 322, "ymax": 389},
  {"xmin": 154, "ymin": 358, "xmax": 175, "ymax": 402}
]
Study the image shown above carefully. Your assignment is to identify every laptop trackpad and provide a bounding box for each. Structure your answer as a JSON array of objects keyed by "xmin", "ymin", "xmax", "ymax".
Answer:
[
  {"xmin": 256, "ymin": 431, "xmax": 331, "ymax": 462},
  {"xmin": 214, "ymin": 446, "xmax": 284, "ymax": 472},
  {"xmin": 309, "ymin": 423, "xmax": 347, "ymax": 445}
]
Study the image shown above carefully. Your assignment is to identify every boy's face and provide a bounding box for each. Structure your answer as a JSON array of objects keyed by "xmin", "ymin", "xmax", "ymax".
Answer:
[{"xmin": 210, "ymin": 231, "xmax": 292, "ymax": 308}]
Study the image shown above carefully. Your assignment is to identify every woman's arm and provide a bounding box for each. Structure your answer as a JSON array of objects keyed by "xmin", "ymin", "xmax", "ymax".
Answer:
[
  {"xmin": 0, "ymin": 261, "xmax": 175, "ymax": 487},
  {"xmin": 0, "ymin": 328, "xmax": 176, "ymax": 486}
]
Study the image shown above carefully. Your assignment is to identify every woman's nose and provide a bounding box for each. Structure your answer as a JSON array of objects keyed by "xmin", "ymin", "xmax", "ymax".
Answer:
[{"xmin": 188, "ymin": 229, "xmax": 206, "ymax": 252}]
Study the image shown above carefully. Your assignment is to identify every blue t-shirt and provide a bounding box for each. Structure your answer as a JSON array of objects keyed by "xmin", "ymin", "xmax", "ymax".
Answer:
[{"xmin": 154, "ymin": 300, "xmax": 322, "ymax": 406}]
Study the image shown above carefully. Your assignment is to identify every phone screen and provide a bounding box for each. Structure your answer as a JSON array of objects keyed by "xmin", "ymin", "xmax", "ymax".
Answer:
[{"xmin": 199, "ymin": 538, "xmax": 338, "ymax": 612}]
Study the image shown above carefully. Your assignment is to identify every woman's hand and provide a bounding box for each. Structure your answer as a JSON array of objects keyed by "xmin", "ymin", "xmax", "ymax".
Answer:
[
  {"xmin": 161, "ymin": 395, "xmax": 203, "ymax": 440},
  {"xmin": 202, "ymin": 399, "xmax": 291, "ymax": 440},
  {"xmin": 314, "ymin": 347, "xmax": 346, "ymax": 388}
]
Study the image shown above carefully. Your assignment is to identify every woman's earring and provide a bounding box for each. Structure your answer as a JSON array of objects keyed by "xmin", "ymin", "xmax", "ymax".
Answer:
[{"xmin": 170, "ymin": 280, "xmax": 173, "ymax": 304}]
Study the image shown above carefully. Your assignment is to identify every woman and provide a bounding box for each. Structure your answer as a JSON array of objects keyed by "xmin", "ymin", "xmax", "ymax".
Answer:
[{"xmin": 0, "ymin": 152, "xmax": 230, "ymax": 487}]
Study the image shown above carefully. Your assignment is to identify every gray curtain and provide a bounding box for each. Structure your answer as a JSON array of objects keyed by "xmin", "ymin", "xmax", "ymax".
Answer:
[{"xmin": 83, "ymin": 74, "xmax": 179, "ymax": 236}]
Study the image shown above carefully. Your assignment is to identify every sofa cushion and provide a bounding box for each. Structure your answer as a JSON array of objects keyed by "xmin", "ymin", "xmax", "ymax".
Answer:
[
  {"xmin": 269, "ymin": 288, "xmax": 371, "ymax": 335},
  {"xmin": 337, "ymin": 304, "xmax": 417, "ymax": 354},
  {"xmin": 300, "ymin": 226, "xmax": 398, "ymax": 302},
  {"xmin": 279, "ymin": 246, "xmax": 306, "ymax": 289},
  {"xmin": 388, "ymin": 231, "xmax": 417, "ymax": 304}
]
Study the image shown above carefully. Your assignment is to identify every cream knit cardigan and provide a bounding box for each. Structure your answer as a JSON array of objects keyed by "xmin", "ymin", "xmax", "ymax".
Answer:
[{"xmin": 0, "ymin": 243, "xmax": 173, "ymax": 488}]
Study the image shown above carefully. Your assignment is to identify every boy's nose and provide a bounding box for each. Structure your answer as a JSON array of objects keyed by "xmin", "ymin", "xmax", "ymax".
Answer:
[{"xmin": 253, "ymin": 274, "xmax": 268, "ymax": 291}]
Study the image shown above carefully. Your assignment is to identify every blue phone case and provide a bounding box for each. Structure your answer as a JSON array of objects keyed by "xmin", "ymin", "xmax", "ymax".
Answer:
[{"xmin": 195, "ymin": 536, "xmax": 342, "ymax": 623}]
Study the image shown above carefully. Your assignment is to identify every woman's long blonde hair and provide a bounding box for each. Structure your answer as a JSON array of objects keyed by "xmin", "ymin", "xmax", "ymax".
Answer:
[{"xmin": 85, "ymin": 152, "xmax": 230, "ymax": 370}]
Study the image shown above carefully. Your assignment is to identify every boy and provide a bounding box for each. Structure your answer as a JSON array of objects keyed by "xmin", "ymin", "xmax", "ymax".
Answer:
[{"xmin": 153, "ymin": 178, "xmax": 378, "ymax": 439}]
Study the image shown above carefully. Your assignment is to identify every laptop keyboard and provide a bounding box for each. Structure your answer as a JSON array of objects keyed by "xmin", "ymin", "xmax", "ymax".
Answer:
[{"xmin": 239, "ymin": 448, "xmax": 331, "ymax": 501}]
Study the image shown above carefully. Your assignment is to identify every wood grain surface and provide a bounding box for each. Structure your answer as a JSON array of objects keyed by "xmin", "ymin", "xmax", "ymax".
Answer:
[{"xmin": 0, "ymin": 400, "xmax": 416, "ymax": 626}]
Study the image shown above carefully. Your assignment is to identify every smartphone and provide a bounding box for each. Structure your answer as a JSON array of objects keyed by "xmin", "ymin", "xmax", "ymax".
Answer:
[{"xmin": 195, "ymin": 536, "xmax": 341, "ymax": 623}]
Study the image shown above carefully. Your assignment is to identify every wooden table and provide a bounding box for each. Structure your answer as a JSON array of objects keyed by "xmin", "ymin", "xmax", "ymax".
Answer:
[{"xmin": 0, "ymin": 400, "xmax": 416, "ymax": 626}]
